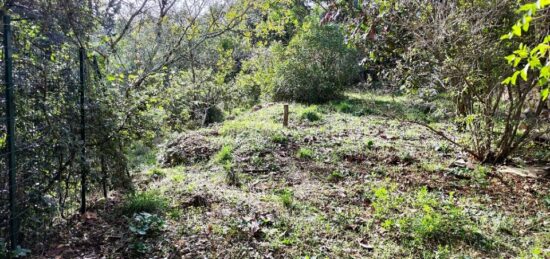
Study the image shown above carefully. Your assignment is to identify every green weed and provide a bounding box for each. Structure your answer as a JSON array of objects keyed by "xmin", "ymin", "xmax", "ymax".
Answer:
[
  {"xmin": 544, "ymin": 194, "xmax": 550, "ymax": 208},
  {"xmin": 296, "ymin": 147, "xmax": 314, "ymax": 159},
  {"xmin": 121, "ymin": 191, "xmax": 168, "ymax": 216},
  {"xmin": 335, "ymin": 101, "xmax": 354, "ymax": 113},
  {"xmin": 300, "ymin": 106, "xmax": 322, "ymax": 122},
  {"xmin": 371, "ymin": 184, "xmax": 479, "ymax": 250},
  {"xmin": 170, "ymin": 173, "xmax": 185, "ymax": 183},
  {"xmin": 327, "ymin": 170, "xmax": 345, "ymax": 182},
  {"xmin": 146, "ymin": 168, "xmax": 166, "ymax": 179},
  {"xmin": 366, "ymin": 139, "xmax": 375, "ymax": 149},
  {"xmin": 276, "ymin": 189, "xmax": 294, "ymax": 209},
  {"xmin": 215, "ymin": 145, "xmax": 233, "ymax": 163},
  {"xmin": 271, "ymin": 132, "xmax": 288, "ymax": 144}
]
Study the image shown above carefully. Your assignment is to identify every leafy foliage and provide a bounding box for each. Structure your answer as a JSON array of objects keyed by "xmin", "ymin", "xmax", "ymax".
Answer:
[
  {"xmin": 501, "ymin": 0, "xmax": 550, "ymax": 101},
  {"xmin": 215, "ymin": 145, "xmax": 234, "ymax": 164},
  {"xmin": 269, "ymin": 19, "xmax": 359, "ymax": 103},
  {"xmin": 129, "ymin": 212, "xmax": 165, "ymax": 236}
]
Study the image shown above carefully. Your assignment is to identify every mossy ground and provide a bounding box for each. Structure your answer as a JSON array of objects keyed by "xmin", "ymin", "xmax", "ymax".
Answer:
[{"xmin": 45, "ymin": 92, "xmax": 549, "ymax": 258}]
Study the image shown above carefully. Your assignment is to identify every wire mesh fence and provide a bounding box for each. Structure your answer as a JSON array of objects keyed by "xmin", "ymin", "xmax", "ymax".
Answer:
[{"xmin": 0, "ymin": 12, "xmax": 92, "ymax": 252}]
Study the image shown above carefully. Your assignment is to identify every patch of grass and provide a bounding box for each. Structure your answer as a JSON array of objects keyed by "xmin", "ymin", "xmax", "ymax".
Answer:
[
  {"xmin": 121, "ymin": 191, "xmax": 168, "ymax": 216},
  {"xmin": 276, "ymin": 189, "xmax": 294, "ymax": 209},
  {"xmin": 296, "ymin": 147, "xmax": 314, "ymax": 160},
  {"xmin": 215, "ymin": 145, "xmax": 233, "ymax": 164},
  {"xmin": 167, "ymin": 207, "xmax": 183, "ymax": 220},
  {"xmin": 334, "ymin": 100, "xmax": 354, "ymax": 113},
  {"xmin": 271, "ymin": 132, "xmax": 288, "ymax": 144},
  {"xmin": 370, "ymin": 183, "xmax": 486, "ymax": 251},
  {"xmin": 400, "ymin": 151, "xmax": 415, "ymax": 164},
  {"xmin": 219, "ymin": 107, "xmax": 283, "ymax": 136},
  {"xmin": 300, "ymin": 106, "xmax": 322, "ymax": 122},
  {"xmin": 146, "ymin": 168, "xmax": 166, "ymax": 179},
  {"xmin": 332, "ymin": 141, "xmax": 371, "ymax": 163},
  {"xmin": 327, "ymin": 170, "xmax": 345, "ymax": 182},
  {"xmin": 434, "ymin": 142, "xmax": 451, "ymax": 154},
  {"xmin": 449, "ymin": 165, "xmax": 489, "ymax": 186},
  {"xmin": 170, "ymin": 173, "xmax": 185, "ymax": 183},
  {"xmin": 421, "ymin": 162, "xmax": 443, "ymax": 173},
  {"xmin": 472, "ymin": 165, "xmax": 489, "ymax": 186}
]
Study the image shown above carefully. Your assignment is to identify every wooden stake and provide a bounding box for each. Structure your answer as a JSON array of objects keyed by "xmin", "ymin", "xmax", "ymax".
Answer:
[{"xmin": 283, "ymin": 104, "xmax": 289, "ymax": 127}]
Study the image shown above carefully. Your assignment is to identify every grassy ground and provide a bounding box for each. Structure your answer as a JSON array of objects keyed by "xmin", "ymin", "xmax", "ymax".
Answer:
[{"xmin": 45, "ymin": 92, "xmax": 549, "ymax": 258}]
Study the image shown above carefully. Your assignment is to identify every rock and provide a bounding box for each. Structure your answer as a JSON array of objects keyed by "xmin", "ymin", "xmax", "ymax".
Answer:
[
  {"xmin": 451, "ymin": 159, "xmax": 467, "ymax": 168},
  {"xmin": 498, "ymin": 166, "xmax": 550, "ymax": 179}
]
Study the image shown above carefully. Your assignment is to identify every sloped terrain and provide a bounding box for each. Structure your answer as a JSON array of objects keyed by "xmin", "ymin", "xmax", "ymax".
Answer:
[{"xmin": 43, "ymin": 92, "xmax": 549, "ymax": 258}]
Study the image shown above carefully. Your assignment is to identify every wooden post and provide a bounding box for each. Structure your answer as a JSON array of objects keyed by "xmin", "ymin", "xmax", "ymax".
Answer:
[{"xmin": 283, "ymin": 104, "xmax": 289, "ymax": 127}]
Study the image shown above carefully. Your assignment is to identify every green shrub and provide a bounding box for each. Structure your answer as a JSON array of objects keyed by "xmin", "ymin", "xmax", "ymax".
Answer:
[
  {"xmin": 235, "ymin": 47, "xmax": 276, "ymax": 106},
  {"xmin": 204, "ymin": 106, "xmax": 225, "ymax": 125},
  {"xmin": 300, "ymin": 106, "xmax": 322, "ymax": 122},
  {"xmin": 122, "ymin": 191, "xmax": 168, "ymax": 216},
  {"xmin": 269, "ymin": 18, "xmax": 359, "ymax": 103},
  {"xmin": 215, "ymin": 145, "xmax": 233, "ymax": 164},
  {"xmin": 296, "ymin": 147, "xmax": 314, "ymax": 159}
]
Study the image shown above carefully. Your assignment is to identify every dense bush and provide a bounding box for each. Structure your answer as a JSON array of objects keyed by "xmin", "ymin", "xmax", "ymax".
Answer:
[{"xmin": 269, "ymin": 19, "xmax": 359, "ymax": 103}]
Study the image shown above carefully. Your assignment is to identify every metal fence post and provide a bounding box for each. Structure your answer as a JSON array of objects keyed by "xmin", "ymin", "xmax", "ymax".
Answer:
[
  {"xmin": 79, "ymin": 47, "xmax": 87, "ymax": 214},
  {"xmin": 3, "ymin": 12, "xmax": 19, "ymax": 251}
]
